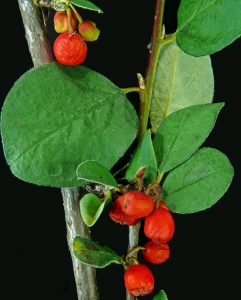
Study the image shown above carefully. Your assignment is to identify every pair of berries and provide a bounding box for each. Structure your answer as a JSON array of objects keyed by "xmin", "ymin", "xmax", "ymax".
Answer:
[
  {"xmin": 109, "ymin": 192, "xmax": 174, "ymax": 243},
  {"xmin": 143, "ymin": 202, "xmax": 174, "ymax": 264},
  {"xmin": 109, "ymin": 191, "xmax": 155, "ymax": 225},
  {"xmin": 53, "ymin": 8, "xmax": 100, "ymax": 66}
]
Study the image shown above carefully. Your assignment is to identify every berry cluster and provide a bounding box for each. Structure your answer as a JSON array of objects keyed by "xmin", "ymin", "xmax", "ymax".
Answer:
[
  {"xmin": 53, "ymin": 7, "xmax": 100, "ymax": 66},
  {"xmin": 109, "ymin": 190, "xmax": 175, "ymax": 296}
]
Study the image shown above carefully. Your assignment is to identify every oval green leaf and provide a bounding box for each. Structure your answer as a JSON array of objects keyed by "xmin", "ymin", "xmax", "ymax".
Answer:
[
  {"xmin": 153, "ymin": 103, "xmax": 224, "ymax": 174},
  {"xmin": 153, "ymin": 290, "xmax": 168, "ymax": 300},
  {"xmin": 177, "ymin": 0, "xmax": 241, "ymax": 56},
  {"xmin": 1, "ymin": 63, "xmax": 138, "ymax": 187},
  {"xmin": 80, "ymin": 193, "xmax": 111, "ymax": 226},
  {"xmin": 125, "ymin": 130, "xmax": 157, "ymax": 186},
  {"xmin": 162, "ymin": 148, "xmax": 234, "ymax": 214},
  {"xmin": 73, "ymin": 236, "xmax": 122, "ymax": 268},
  {"xmin": 77, "ymin": 160, "xmax": 118, "ymax": 188},
  {"xmin": 150, "ymin": 40, "xmax": 214, "ymax": 132},
  {"xmin": 70, "ymin": 0, "xmax": 103, "ymax": 13}
]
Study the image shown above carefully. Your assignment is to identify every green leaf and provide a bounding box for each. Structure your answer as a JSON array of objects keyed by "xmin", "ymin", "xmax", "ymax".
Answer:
[
  {"xmin": 153, "ymin": 290, "xmax": 168, "ymax": 300},
  {"xmin": 77, "ymin": 160, "xmax": 118, "ymax": 188},
  {"xmin": 125, "ymin": 130, "xmax": 157, "ymax": 186},
  {"xmin": 1, "ymin": 63, "xmax": 138, "ymax": 187},
  {"xmin": 70, "ymin": 0, "xmax": 103, "ymax": 13},
  {"xmin": 162, "ymin": 148, "xmax": 234, "ymax": 214},
  {"xmin": 150, "ymin": 40, "xmax": 214, "ymax": 132},
  {"xmin": 153, "ymin": 103, "xmax": 224, "ymax": 174},
  {"xmin": 73, "ymin": 236, "xmax": 122, "ymax": 267},
  {"xmin": 80, "ymin": 193, "xmax": 111, "ymax": 226},
  {"xmin": 177, "ymin": 0, "xmax": 241, "ymax": 56}
]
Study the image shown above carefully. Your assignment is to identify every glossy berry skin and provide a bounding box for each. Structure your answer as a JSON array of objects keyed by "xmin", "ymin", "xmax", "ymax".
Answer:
[
  {"xmin": 121, "ymin": 191, "xmax": 155, "ymax": 218},
  {"xmin": 53, "ymin": 32, "xmax": 87, "ymax": 66},
  {"xmin": 142, "ymin": 241, "xmax": 170, "ymax": 264},
  {"xmin": 109, "ymin": 196, "xmax": 139, "ymax": 226},
  {"xmin": 124, "ymin": 264, "xmax": 154, "ymax": 296},
  {"xmin": 54, "ymin": 11, "xmax": 77, "ymax": 33},
  {"xmin": 144, "ymin": 208, "xmax": 175, "ymax": 243}
]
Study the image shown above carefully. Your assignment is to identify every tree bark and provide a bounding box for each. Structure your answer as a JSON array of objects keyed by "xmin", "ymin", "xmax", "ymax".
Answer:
[
  {"xmin": 61, "ymin": 188, "xmax": 99, "ymax": 300},
  {"xmin": 17, "ymin": 1, "xmax": 99, "ymax": 299},
  {"xmin": 18, "ymin": 0, "xmax": 52, "ymax": 67}
]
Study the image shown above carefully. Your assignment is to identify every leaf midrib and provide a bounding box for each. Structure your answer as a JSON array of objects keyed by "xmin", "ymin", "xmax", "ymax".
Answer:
[
  {"xmin": 178, "ymin": 0, "xmax": 217, "ymax": 31},
  {"xmin": 164, "ymin": 44, "xmax": 179, "ymax": 119},
  {"xmin": 159, "ymin": 112, "xmax": 196, "ymax": 173},
  {"xmin": 9, "ymin": 90, "xmax": 123, "ymax": 166}
]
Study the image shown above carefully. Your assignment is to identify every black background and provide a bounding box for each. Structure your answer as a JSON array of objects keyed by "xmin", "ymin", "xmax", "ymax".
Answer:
[{"xmin": 1, "ymin": 1, "xmax": 240, "ymax": 299}]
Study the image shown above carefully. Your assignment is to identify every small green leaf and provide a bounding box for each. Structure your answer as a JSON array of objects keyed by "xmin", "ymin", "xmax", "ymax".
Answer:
[
  {"xmin": 150, "ymin": 40, "xmax": 214, "ymax": 132},
  {"xmin": 70, "ymin": 0, "xmax": 103, "ymax": 13},
  {"xmin": 177, "ymin": 0, "xmax": 241, "ymax": 56},
  {"xmin": 153, "ymin": 103, "xmax": 224, "ymax": 174},
  {"xmin": 77, "ymin": 160, "xmax": 118, "ymax": 188},
  {"xmin": 1, "ymin": 63, "xmax": 138, "ymax": 187},
  {"xmin": 162, "ymin": 148, "xmax": 234, "ymax": 214},
  {"xmin": 125, "ymin": 131, "xmax": 157, "ymax": 186},
  {"xmin": 80, "ymin": 193, "xmax": 111, "ymax": 226},
  {"xmin": 153, "ymin": 290, "xmax": 168, "ymax": 300},
  {"xmin": 73, "ymin": 236, "xmax": 122, "ymax": 268}
]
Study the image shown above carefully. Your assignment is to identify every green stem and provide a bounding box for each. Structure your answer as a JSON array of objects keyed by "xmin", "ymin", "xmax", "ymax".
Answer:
[
  {"xmin": 123, "ymin": 87, "xmax": 142, "ymax": 94},
  {"xmin": 137, "ymin": 0, "xmax": 165, "ymax": 140},
  {"xmin": 125, "ymin": 246, "xmax": 145, "ymax": 262},
  {"xmin": 69, "ymin": 2, "xmax": 83, "ymax": 23},
  {"xmin": 66, "ymin": 6, "xmax": 73, "ymax": 35},
  {"xmin": 138, "ymin": 33, "xmax": 176, "ymax": 140}
]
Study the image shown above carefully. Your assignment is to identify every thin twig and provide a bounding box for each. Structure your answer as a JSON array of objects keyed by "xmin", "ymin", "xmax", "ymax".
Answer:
[
  {"xmin": 138, "ymin": 0, "xmax": 166, "ymax": 141},
  {"xmin": 126, "ymin": 221, "xmax": 141, "ymax": 300}
]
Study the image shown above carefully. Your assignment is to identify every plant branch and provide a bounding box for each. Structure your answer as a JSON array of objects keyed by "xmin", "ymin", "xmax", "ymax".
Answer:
[
  {"xmin": 17, "ymin": 1, "xmax": 99, "ymax": 299},
  {"xmin": 18, "ymin": 0, "xmax": 53, "ymax": 67},
  {"xmin": 126, "ymin": 221, "xmax": 141, "ymax": 300},
  {"xmin": 126, "ymin": 2, "xmax": 166, "ymax": 299},
  {"xmin": 138, "ymin": 0, "xmax": 166, "ymax": 141},
  {"xmin": 62, "ymin": 188, "xmax": 99, "ymax": 300}
]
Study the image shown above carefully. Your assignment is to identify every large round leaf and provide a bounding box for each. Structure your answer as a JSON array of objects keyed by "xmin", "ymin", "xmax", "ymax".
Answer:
[{"xmin": 1, "ymin": 63, "xmax": 138, "ymax": 187}]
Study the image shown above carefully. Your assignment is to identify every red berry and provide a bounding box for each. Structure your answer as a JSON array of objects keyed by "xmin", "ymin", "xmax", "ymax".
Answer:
[
  {"xmin": 142, "ymin": 241, "xmax": 170, "ymax": 264},
  {"xmin": 144, "ymin": 208, "xmax": 175, "ymax": 243},
  {"xmin": 109, "ymin": 196, "xmax": 139, "ymax": 226},
  {"xmin": 53, "ymin": 32, "xmax": 87, "ymax": 66},
  {"xmin": 159, "ymin": 201, "xmax": 169, "ymax": 210},
  {"xmin": 121, "ymin": 191, "xmax": 155, "ymax": 218},
  {"xmin": 54, "ymin": 10, "xmax": 77, "ymax": 33},
  {"xmin": 124, "ymin": 264, "xmax": 154, "ymax": 296}
]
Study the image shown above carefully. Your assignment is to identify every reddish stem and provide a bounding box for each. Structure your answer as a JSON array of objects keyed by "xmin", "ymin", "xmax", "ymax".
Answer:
[{"xmin": 146, "ymin": 0, "xmax": 163, "ymax": 73}]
